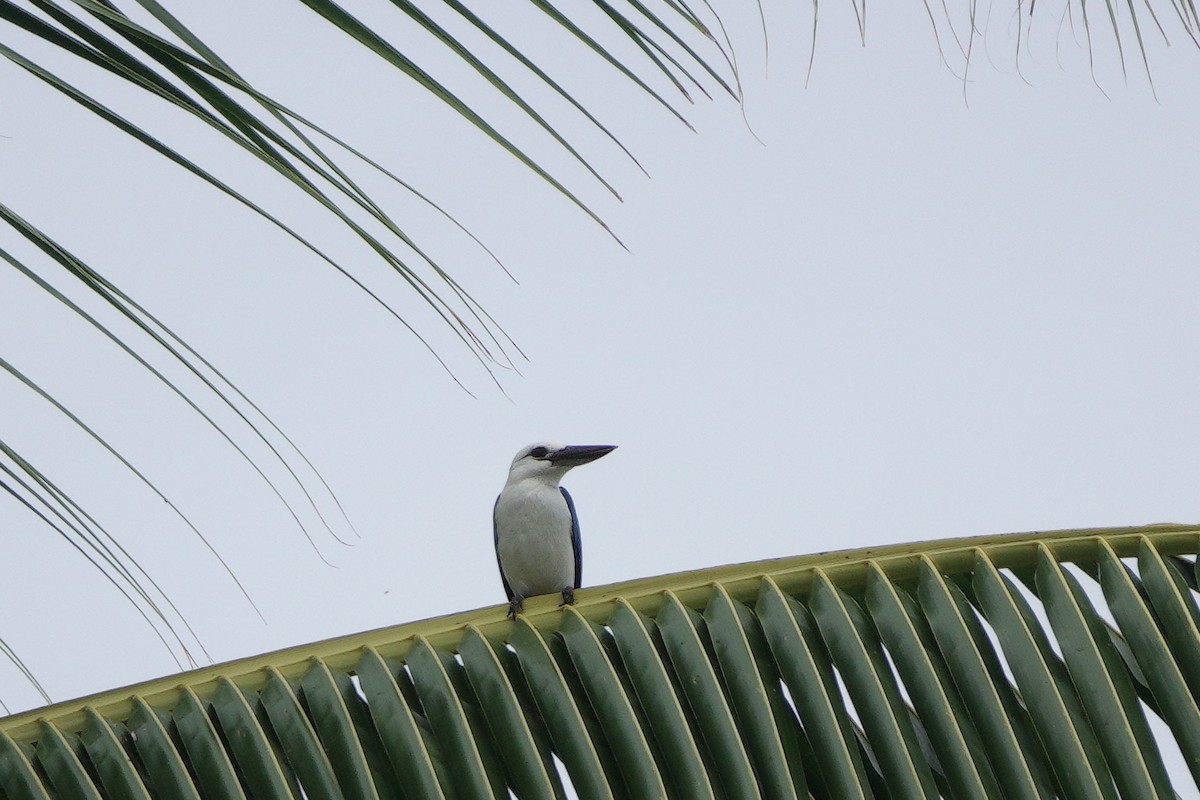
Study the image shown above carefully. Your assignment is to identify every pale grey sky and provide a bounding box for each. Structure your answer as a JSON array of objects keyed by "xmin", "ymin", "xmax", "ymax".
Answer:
[{"xmin": 1, "ymin": 0, "xmax": 1199, "ymax": 729}]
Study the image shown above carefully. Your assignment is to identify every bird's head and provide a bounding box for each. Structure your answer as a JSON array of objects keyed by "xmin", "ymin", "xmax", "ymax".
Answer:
[{"xmin": 506, "ymin": 441, "xmax": 617, "ymax": 485}]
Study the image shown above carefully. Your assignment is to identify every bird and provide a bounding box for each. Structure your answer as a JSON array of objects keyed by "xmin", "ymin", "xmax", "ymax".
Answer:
[{"xmin": 494, "ymin": 441, "xmax": 617, "ymax": 619}]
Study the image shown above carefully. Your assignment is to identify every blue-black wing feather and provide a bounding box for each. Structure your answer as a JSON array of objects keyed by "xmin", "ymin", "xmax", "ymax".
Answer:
[
  {"xmin": 561, "ymin": 486, "xmax": 582, "ymax": 589},
  {"xmin": 493, "ymin": 496, "xmax": 513, "ymax": 600}
]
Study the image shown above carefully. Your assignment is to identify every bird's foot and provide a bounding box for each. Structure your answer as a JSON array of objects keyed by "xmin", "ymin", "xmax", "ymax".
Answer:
[
  {"xmin": 560, "ymin": 587, "xmax": 576, "ymax": 606},
  {"xmin": 507, "ymin": 596, "xmax": 524, "ymax": 620}
]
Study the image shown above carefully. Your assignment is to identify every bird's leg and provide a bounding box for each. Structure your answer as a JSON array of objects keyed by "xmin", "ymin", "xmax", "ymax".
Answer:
[
  {"xmin": 507, "ymin": 596, "xmax": 525, "ymax": 620},
  {"xmin": 560, "ymin": 587, "xmax": 576, "ymax": 607}
]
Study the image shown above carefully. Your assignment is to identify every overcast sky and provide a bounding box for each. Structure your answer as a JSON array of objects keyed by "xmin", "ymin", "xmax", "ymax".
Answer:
[{"xmin": 2, "ymin": 0, "xmax": 1199, "ymax": 723}]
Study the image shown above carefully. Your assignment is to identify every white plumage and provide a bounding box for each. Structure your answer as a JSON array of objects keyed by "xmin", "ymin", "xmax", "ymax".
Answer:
[
  {"xmin": 494, "ymin": 479, "xmax": 575, "ymax": 599},
  {"xmin": 494, "ymin": 441, "xmax": 616, "ymax": 618}
]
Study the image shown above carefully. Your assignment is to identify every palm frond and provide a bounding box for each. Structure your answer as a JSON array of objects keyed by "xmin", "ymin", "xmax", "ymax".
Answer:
[{"xmin": 3, "ymin": 524, "xmax": 1199, "ymax": 797}]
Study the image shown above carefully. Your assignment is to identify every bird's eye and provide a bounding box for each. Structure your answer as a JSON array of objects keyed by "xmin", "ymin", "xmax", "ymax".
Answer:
[{"xmin": 529, "ymin": 446, "xmax": 550, "ymax": 459}]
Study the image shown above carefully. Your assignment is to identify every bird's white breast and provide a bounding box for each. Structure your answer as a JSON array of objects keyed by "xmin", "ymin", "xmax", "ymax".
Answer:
[{"xmin": 495, "ymin": 479, "xmax": 575, "ymax": 599}]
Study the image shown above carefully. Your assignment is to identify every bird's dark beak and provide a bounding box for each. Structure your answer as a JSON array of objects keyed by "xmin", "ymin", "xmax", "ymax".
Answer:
[{"xmin": 549, "ymin": 444, "xmax": 617, "ymax": 466}]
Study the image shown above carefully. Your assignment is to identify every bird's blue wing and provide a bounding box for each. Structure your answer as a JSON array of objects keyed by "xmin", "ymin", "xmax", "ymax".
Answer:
[
  {"xmin": 561, "ymin": 486, "xmax": 582, "ymax": 589},
  {"xmin": 494, "ymin": 496, "xmax": 514, "ymax": 601}
]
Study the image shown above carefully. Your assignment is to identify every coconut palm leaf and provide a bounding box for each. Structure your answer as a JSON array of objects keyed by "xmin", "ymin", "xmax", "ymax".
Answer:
[
  {"xmin": 2, "ymin": 0, "xmax": 731, "ymax": 364},
  {"xmin": 3, "ymin": 524, "xmax": 1200, "ymax": 798}
]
